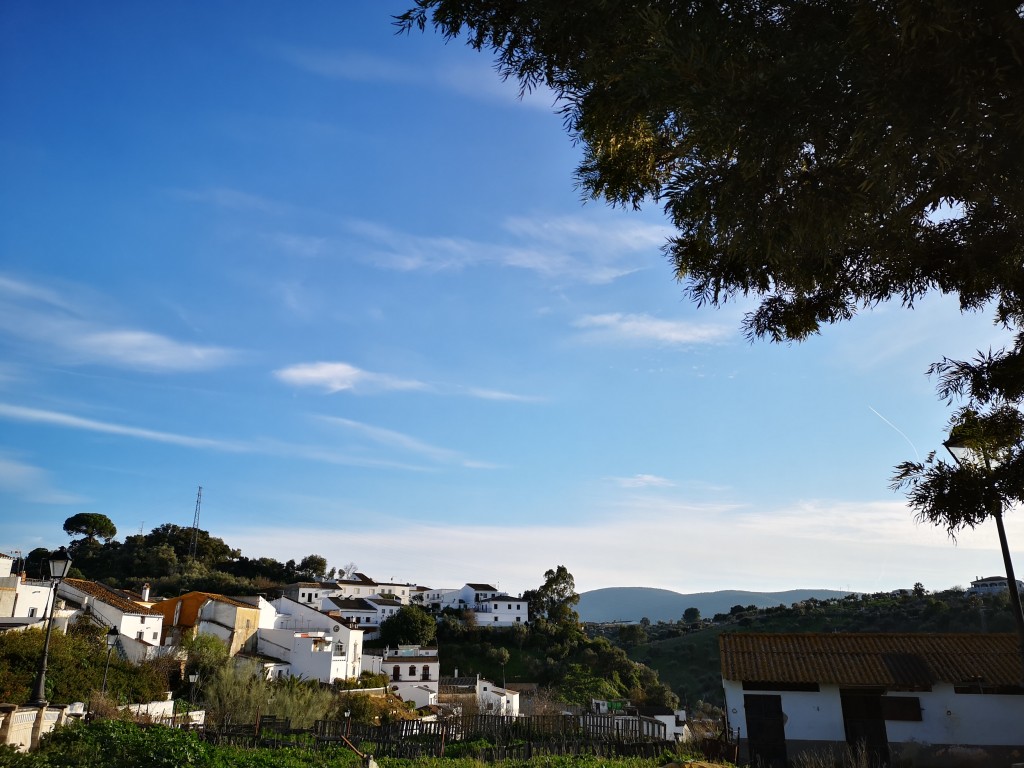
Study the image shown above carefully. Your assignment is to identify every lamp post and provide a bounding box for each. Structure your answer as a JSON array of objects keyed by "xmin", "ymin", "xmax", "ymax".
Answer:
[
  {"xmin": 344, "ymin": 708, "xmax": 351, "ymax": 738},
  {"xmin": 944, "ymin": 434, "xmax": 1024, "ymax": 681},
  {"xmin": 101, "ymin": 627, "xmax": 119, "ymax": 697},
  {"xmin": 29, "ymin": 547, "xmax": 72, "ymax": 707}
]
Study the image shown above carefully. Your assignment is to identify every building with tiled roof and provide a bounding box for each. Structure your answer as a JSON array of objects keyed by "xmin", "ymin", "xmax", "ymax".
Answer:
[
  {"xmin": 719, "ymin": 632, "xmax": 1024, "ymax": 767},
  {"xmin": 57, "ymin": 578, "xmax": 166, "ymax": 662}
]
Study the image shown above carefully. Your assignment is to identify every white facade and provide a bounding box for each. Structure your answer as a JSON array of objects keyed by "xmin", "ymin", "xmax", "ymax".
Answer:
[
  {"xmin": 478, "ymin": 679, "xmax": 520, "ymax": 716},
  {"xmin": 57, "ymin": 579, "xmax": 166, "ymax": 662},
  {"xmin": 475, "ymin": 596, "xmax": 528, "ymax": 626},
  {"xmin": 253, "ymin": 597, "xmax": 364, "ymax": 683},
  {"xmin": 967, "ymin": 576, "xmax": 1024, "ymax": 595},
  {"xmin": 723, "ymin": 680, "xmax": 1024, "ymax": 748},
  {"xmin": 378, "ymin": 645, "xmax": 440, "ymax": 702}
]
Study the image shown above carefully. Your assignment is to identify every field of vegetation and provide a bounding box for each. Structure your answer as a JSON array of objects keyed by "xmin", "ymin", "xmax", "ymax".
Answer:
[{"xmin": 605, "ymin": 586, "xmax": 1021, "ymax": 707}]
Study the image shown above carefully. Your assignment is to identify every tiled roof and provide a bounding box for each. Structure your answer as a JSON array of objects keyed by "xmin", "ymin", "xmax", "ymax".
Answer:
[
  {"xmin": 204, "ymin": 593, "xmax": 258, "ymax": 610},
  {"xmin": 325, "ymin": 597, "xmax": 376, "ymax": 611},
  {"xmin": 466, "ymin": 583, "xmax": 497, "ymax": 591},
  {"xmin": 62, "ymin": 578, "xmax": 163, "ymax": 616},
  {"xmin": 719, "ymin": 633, "xmax": 1022, "ymax": 687}
]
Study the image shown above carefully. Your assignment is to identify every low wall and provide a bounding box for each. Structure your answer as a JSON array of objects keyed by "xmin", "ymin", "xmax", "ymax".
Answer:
[{"xmin": 0, "ymin": 704, "xmax": 69, "ymax": 752}]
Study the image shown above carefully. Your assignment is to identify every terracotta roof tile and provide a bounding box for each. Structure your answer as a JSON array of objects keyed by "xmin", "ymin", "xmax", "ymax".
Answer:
[
  {"xmin": 719, "ymin": 633, "xmax": 1022, "ymax": 687},
  {"xmin": 62, "ymin": 578, "xmax": 163, "ymax": 616}
]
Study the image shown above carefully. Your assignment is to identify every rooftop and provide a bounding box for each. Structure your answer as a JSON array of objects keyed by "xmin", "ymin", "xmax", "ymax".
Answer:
[{"xmin": 719, "ymin": 632, "xmax": 1023, "ymax": 688}]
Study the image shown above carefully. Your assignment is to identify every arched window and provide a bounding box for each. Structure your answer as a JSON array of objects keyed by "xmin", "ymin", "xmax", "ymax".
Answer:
[
  {"xmin": 409, "ymin": 665, "xmax": 417, "ymax": 677},
  {"xmin": 392, "ymin": 665, "xmax": 400, "ymax": 681}
]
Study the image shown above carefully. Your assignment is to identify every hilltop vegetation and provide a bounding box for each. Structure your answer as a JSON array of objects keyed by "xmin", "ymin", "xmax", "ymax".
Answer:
[{"xmin": 598, "ymin": 586, "xmax": 1020, "ymax": 707}]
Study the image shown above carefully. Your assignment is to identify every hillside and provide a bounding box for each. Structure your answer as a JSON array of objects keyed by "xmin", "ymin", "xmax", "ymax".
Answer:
[
  {"xmin": 577, "ymin": 586, "xmax": 851, "ymax": 623},
  {"xmin": 615, "ymin": 588, "xmax": 1019, "ymax": 707}
]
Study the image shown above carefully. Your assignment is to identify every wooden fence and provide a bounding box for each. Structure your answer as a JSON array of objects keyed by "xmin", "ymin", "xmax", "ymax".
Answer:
[{"xmin": 203, "ymin": 713, "xmax": 676, "ymax": 759}]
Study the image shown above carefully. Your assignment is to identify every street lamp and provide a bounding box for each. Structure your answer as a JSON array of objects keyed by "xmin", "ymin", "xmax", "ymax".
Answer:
[
  {"xmin": 101, "ymin": 627, "xmax": 119, "ymax": 696},
  {"xmin": 944, "ymin": 432, "xmax": 1024, "ymax": 681},
  {"xmin": 29, "ymin": 547, "xmax": 73, "ymax": 707}
]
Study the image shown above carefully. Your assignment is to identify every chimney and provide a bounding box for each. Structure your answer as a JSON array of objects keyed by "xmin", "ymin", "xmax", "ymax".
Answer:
[{"xmin": 141, "ymin": 583, "xmax": 151, "ymax": 601}]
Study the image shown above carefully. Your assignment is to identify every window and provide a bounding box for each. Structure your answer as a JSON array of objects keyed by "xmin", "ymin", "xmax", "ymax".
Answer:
[
  {"xmin": 516, "ymin": 617, "xmax": 521, "ymax": 622},
  {"xmin": 421, "ymin": 667, "xmax": 430, "ymax": 681},
  {"xmin": 392, "ymin": 665, "xmax": 400, "ymax": 681},
  {"xmin": 136, "ymin": 631, "xmax": 144, "ymax": 641},
  {"xmin": 409, "ymin": 665, "xmax": 417, "ymax": 676},
  {"xmin": 29, "ymin": 607, "xmax": 38, "ymax": 617},
  {"xmin": 494, "ymin": 616, "xmax": 499, "ymax": 622},
  {"xmin": 152, "ymin": 632, "xmax": 158, "ymax": 640}
]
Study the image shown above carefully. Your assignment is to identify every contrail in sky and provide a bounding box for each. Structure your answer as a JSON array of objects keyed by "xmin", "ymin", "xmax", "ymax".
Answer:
[{"xmin": 869, "ymin": 406, "xmax": 920, "ymax": 462}]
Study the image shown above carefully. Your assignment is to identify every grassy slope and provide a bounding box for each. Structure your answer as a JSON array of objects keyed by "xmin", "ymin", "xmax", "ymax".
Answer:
[{"xmin": 622, "ymin": 589, "xmax": 1018, "ymax": 707}]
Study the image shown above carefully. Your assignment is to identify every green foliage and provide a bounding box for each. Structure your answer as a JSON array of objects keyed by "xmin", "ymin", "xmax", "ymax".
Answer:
[
  {"xmin": 63, "ymin": 513, "xmax": 117, "ymax": 543},
  {"xmin": 400, "ymin": 1, "xmax": 1024, "ymax": 356},
  {"xmin": 36, "ymin": 720, "xmax": 208, "ymax": 768},
  {"xmin": 629, "ymin": 587, "xmax": 1019, "ymax": 706},
  {"xmin": 265, "ymin": 676, "xmax": 336, "ymax": 729},
  {"xmin": 378, "ymin": 605, "xmax": 437, "ymax": 647},
  {"xmin": 203, "ymin": 660, "xmax": 272, "ymax": 729},
  {"xmin": 0, "ymin": 623, "xmax": 168, "ymax": 706},
  {"xmin": 521, "ymin": 565, "xmax": 580, "ymax": 630},
  {"xmin": 683, "ymin": 607, "xmax": 701, "ymax": 624}
]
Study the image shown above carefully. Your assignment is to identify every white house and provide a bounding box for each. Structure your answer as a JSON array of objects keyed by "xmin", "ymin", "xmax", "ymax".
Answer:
[
  {"xmin": 0, "ymin": 555, "xmax": 52, "ymax": 628},
  {"xmin": 967, "ymin": 576, "xmax": 1024, "ymax": 596},
  {"xmin": 371, "ymin": 645, "xmax": 440, "ymax": 703},
  {"xmin": 57, "ymin": 578, "xmax": 168, "ymax": 662},
  {"xmin": 253, "ymin": 596, "xmax": 364, "ymax": 683},
  {"xmin": 720, "ymin": 632, "xmax": 1024, "ymax": 768},
  {"xmin": 438, "ymin": 674, "xmax": 520, "ymax": 717},
  {"xmin": 474, "ymin": 596, "xmax": 528, "ymax": 626}
]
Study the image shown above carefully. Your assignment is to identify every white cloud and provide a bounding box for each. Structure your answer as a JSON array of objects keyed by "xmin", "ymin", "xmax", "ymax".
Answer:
[
  {"xmin": 274, "ymin": 362, "xmax": 427, "ymax": 394},
  {"xmin": 0, "ymin": 403, "xmax": 245, "ymax": 451},
  {"xmin": 465, "ymin": 387, "xmax": 544, "ymax": 403},
  {"xmin": 611, "ymin": 474, "xmax": 675, "ymax": 488},
  {"xmin": 573, "ymin": 313, "xmax": 733, "ymax": 345},
  {"xmin": 0, "ymin": 454, "xmax": 83, "ymax": 504},
  {"xmin": 276, "ymin": 46, "xmax": 414, "ymax": 82},
  {"xmin": 343, "ymin": 214, "xmax": 669, "ymax": 284},
  {"xmin": 0, "ymin": 274, "xmax": 238, "ymax": 372},
  {"xmin": 226, "ymin": 492, "xmax": 1023, "ymax": 597},
  {"xmin": 318, "ymin": 415, "xmax": 465, "ymax": 464}
]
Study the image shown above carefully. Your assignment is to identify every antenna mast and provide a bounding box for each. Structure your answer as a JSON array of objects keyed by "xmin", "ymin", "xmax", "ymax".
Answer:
[{"xmin": 188, "ymin": 486, "xmax": 202, "ymax": 563}]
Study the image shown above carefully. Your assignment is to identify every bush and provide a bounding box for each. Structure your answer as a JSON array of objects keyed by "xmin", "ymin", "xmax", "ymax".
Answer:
[{"xmin": 36, "ymin": 720, "xmax": 208, "ymax": 768}]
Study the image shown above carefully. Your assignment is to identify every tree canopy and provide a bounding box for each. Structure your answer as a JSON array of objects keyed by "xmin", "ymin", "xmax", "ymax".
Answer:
[
  {"xmin": 378, "ymin": 604, "xmax": 437, "ymax": 647},
  {"xmin": 63, "ymin": 512, "xmax": 117, "ymax": 543},
  {"xmin": 522, "ymin": 565, "xmax": 580, "ymax": 629},
  {"xmin": 399, "ymin": 1, "xmax": 1024, "ymax": 361}
]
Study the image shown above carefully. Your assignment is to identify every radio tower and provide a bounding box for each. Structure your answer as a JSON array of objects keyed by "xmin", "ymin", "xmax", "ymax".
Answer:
[{"xmin": 188, "ymin": 486, "xmax": 202, "ymax": 564}]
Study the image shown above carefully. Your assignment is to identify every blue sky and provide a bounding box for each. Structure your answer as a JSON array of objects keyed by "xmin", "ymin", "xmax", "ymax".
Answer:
[{"xmin": 1, "ymin": 2, "xmax": 1019, "ymax": 598}]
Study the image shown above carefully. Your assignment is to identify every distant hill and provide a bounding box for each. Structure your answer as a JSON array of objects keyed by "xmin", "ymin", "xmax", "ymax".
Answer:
[{"xmin": 577, "ymin": 586, "xmax": 852, "ymax": 623}]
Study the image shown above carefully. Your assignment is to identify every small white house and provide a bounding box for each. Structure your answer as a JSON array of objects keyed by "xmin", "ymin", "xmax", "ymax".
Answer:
[
  {"xmin": 966, "ymin": 576, "xmax": 1024, "ymax": 596},
  {"xmin": 57, "ymin": 578, "xmax": 167, "ymax": 662},
  {"xmin": 255, "ymin": 596, "xmax": 363, "ymax": 683},
  {"xmin": 475, "ymin": 596, "xmax": 528, "ymax": 626},
  {"xmin": 376, "ymin": 645, "xmax": 440, "ymax": 702},
  {"xmin": 0, "ymin": 555, "xmax": 52, "ymax": 626},
  {"xmin": 720, "ymin": 632, "xmax": 1024, "ymax": 768}
]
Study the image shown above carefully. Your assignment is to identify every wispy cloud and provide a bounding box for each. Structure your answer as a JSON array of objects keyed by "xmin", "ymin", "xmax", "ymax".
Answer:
[
  {"xmin": 274, "ymin": 45, "xmax": 556, "ymax": 111},
  {"xmin": 465, "ymin": 387, "xmax": 544, "ymax": 403},
  {"xmin": 0, "ymin": 454, "xmax": 84, "ymax": 504},
  {"xmin": 0, "ymin": 403, "xmax": 245, "ymax": 451},
  {"xmin": 0, "ymin": 402, "xmax": 446, "ymax": 472},
  {"xmin": 276, "ymin": 46, "xmax": 414, "ymax": 83},
  {"xmin": 343, "ymin": 214, "xmax": 670, "ymax": 284},
  {"xmin": 172, "ymin": 187, "xmax": 289, "ymax": 215},
  {"xmin": 318, "ymin": 415, "xmax": 465, "ymax": 465},
  {"xmin": 0, "ymin": 275, "xmax": 238, "ymax": 372},
  {"xmin": 573, "ymin": 313, "xmax": 733, "ymax": 345},
  {"xmin": 611, "ymin": 474, "xmax": 675, "ymax": 488},
  {"xmin": 274, "ymin": 362, "xmax": 427, "ymax": 394}
]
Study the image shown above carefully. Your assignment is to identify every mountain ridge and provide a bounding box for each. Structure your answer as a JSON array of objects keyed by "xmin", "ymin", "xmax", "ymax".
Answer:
[{"xmin": 577, "ymin": 586, "xmax": 851, "ymax": 623}]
